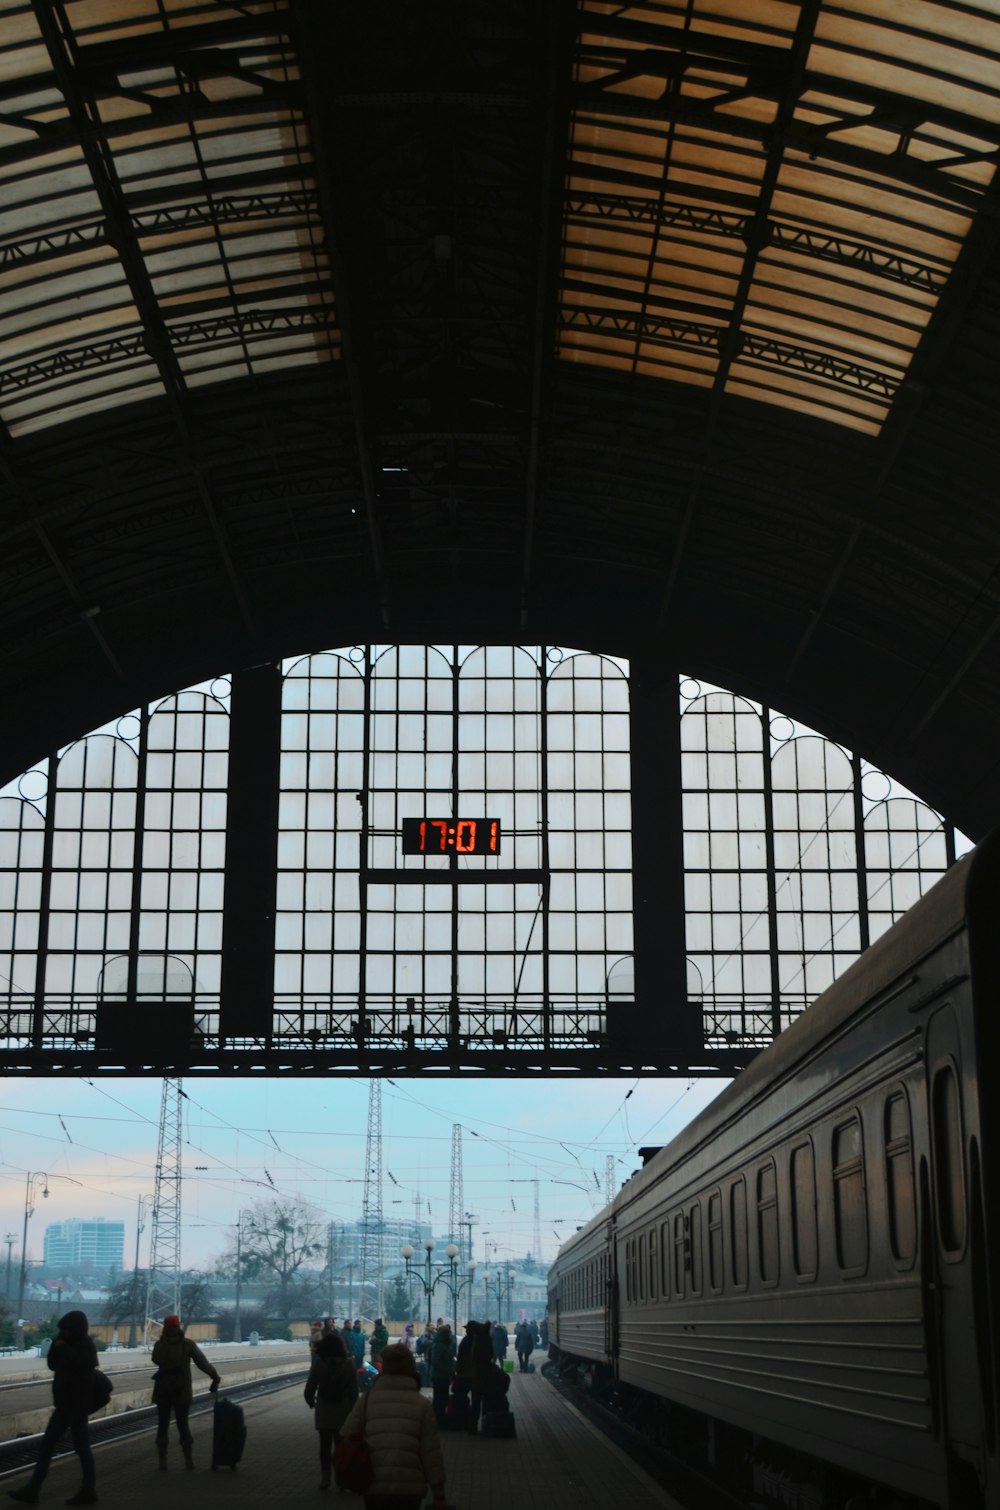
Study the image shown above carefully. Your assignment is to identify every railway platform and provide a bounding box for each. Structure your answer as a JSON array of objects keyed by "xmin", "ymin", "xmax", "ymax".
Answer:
[{"xmin": 0, "ymin": 1366, "xmax": 682, "ymax": 1510}]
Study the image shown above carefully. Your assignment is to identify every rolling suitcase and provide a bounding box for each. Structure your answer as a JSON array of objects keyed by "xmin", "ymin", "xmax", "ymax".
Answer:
[
  {"xmin": 211, "ymin": 1394, "xmax": 247, "ymax": 1470},
  {"xmin": 482, "ymin": 1409, "xmax": 516, "ymax": 1438}
]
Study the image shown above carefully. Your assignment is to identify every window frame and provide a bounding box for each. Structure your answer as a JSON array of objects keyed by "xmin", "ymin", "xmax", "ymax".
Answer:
[
  {"xmin": 790, "ymin": 1138, "xmax": 818, "ymax": 1282},
  {"xmin": 884, "ymin": 1086, "xmax": 917, "ymax": 1270},
  {"xmin": 930, "ymin": 1058, "xmax": 967, "ymax": 1263},
  {"xmin": 729, "ymin": 1176, "xmax": 748, "ymax": 1291},
  {"xmin": 756, "ymin": 1158, "xmax": 779, "ymax": 1287},
  {"xmin": 832, "ymin": 1111, "xmax": 869, "ymax": 1277}
]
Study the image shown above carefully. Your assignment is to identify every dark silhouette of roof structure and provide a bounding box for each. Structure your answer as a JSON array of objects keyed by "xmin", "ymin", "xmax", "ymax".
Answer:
[{"xmin": 4, "ymin": 0, "xmax": 1000, "ymax": 840}]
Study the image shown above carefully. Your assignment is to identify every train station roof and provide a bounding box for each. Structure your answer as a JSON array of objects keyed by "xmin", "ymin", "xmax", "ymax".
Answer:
[{"xmin": 3, "ymin": 0, "xmax": 1000, "ymax": 838}]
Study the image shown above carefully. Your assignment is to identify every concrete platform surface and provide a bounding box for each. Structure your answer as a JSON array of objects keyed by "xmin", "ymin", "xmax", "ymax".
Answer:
[{"xmin": 1, "ymin": 1369, "xmax": 684, "ymax": 1510}]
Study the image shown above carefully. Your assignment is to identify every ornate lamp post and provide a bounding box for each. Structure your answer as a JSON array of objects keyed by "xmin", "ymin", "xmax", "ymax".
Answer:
[
  {"xmin": 483, "ymin": 1268, "xmax": 516, "ymax": 1325},
  {"xmin": 400, "ymin": 1239, "xmax": 474, "ymax": 1329},
  {"xmin": 434, "ymin": 1255, "xmax": 477, "ymax": 1332}
]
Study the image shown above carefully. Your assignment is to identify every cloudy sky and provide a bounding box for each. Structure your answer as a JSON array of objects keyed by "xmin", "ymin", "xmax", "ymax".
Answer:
[{"xmin": 0, "ymin": 1075, "xmax": 729, "ymax": 1276}]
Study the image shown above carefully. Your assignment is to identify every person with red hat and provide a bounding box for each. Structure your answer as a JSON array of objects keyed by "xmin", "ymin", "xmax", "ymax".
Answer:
[{"xmin": 150, "ymin": 1315, "xmax": 220, "ymax": 1471}]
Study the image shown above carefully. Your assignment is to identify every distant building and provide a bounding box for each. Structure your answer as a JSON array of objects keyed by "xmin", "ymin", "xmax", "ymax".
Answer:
[
  {"xmin": 339, "ymin": 1217, "xmax": 433, "ymax": 1275},
  {"xmin": 43, "ymin": 1219, "xmax": 125, "ymax": 1271}
]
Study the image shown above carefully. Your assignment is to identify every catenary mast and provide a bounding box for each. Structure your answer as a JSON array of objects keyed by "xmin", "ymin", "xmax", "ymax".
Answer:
[
  {"xmin": 145, "ymin": 1077, "xmax": 183, "ymax": 1330},
  {"xmin": 448, "ymin": 1124, "xmax": 464, "ymax": 1262},
  {"xmin": 360, "ymin": 1080, "xmax": 384, "ymax": 1317}
]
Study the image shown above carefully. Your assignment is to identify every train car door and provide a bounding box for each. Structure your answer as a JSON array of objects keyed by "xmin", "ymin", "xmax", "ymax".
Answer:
[{"xmin": 925, "ymin": 1003, "xmax": 983, "ymax": 1496}]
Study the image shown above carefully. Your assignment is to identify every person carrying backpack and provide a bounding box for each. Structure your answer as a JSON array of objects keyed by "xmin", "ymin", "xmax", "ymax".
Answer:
[{"xmin": 305, "ymin": 1331, "xmax": 359, "ymax": 1490}]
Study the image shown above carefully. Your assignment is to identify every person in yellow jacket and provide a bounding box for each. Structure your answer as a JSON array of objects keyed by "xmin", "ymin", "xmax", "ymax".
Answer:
[
  {"xmin": 151, "ymin": 1315, "xmax": 220, "ymax": 1471},
  {"xmin": 339, "ymin": 1344, "xmax": 447, "ymax": 1510}
]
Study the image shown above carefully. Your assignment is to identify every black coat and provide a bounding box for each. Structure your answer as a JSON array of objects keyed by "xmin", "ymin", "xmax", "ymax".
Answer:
[{"xmin": 48, "ymin": 1332, "xmax": 98, "ymax": 1412}]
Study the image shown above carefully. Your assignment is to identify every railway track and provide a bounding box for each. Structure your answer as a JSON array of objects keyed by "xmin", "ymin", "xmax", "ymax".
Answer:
[{"xmin": 0, "ymin": 1368, "xmax": 309, "ymax": 1475}]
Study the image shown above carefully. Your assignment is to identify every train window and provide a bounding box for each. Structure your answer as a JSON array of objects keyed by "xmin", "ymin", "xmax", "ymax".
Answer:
[
  {"xmin": 673, "ymin": 1211, "xmax": 685, "ymax": 1296},
  {"xmin": 689, "ymin": 1202, "xmax": 703, "ymax": 1295},
  {"xmin": 931, "ymin": 1063, "xmax": 966, "ymax": 1256},
  {"xmin": 624, "ymin": 1241, "xmax": 632, "ymax": 1304},
  {"xmin": 791, "ymin": 1141, "xmax": 818, "ymax": 1280},
  {"xmin": 708, "ymin": 1191, "xmax": 723, "ymax": 1292},
  {"xmin": 730, "ymin": 1177, "xmax": 748, "ymax": 1289},
  {"xmin": 638, "ymin": 1233, "xmax": 647, "ymax": 1302},
  {"xmin": 833, "ymin": 1116, "xmax": 868, "ymax": 1273},
  {"xmin": 648, "ymin": 1225, "xmax": 658, "ymax": 1301},
  {"xmin": 756, "ymin": 1161, "xmax": 779, "ymax": 1285},
  {"xmin": 885, "ymin": 1091, "xmax": 916, "ymax": 1267},
  {"xmin": 660, "ymin": 1221, "xmax": 670, "ymax": 1300}
]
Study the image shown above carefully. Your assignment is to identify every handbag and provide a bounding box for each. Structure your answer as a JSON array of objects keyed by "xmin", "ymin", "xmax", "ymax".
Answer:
[
  {"xmin": 88, "ymin": 1369, "xmax": 113, "ymax": 1414},
  {"xmin": 332, "ymin": 1394, "xmax": 373, "ymax": 1493}
]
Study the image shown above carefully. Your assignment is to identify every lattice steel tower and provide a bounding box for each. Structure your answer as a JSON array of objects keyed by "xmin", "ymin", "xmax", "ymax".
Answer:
[
  {"xmin": 359, "ymin": 1080, "xmax": 384, "ymax": 1317},
  {"xmin": 605, "ymin": 1155, "xmax": 615, "ymax": 1205},
  {"xmin": 448, "ymin": 1125, "xmax": 464, "ymax": 1262},
  {"xmin": 145, "ymin": 1077, "xmax": 183, "ymax": 1328}
]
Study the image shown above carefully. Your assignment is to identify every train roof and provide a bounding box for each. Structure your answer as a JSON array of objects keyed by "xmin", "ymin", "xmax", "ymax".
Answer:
[{"xmin": 553, "ymin": 838, "xmax": 989, "ymax": 1266}]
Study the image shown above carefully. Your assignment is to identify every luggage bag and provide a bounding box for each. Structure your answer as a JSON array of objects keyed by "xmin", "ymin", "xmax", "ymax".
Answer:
[
  {"xmin": 482, "ymin": 1408, "xmax": 516, "ymax": 1438},
  {"xmin": 211, "ymin": 1395, "xmax": 247, "ymax": 1470}
]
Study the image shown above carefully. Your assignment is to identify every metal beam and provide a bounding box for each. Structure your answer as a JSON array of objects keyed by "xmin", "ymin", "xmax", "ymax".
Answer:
[
  {"xmin": 519, "ymin": 1, "xmax": 575, "ymax": 627},
  {"xmin": 290, "ymin": 1, "xmax": 391, "ymax": 627},
  {"xmin": 33, "ymin": 0, "xmax": 259, "ymax": 633}
]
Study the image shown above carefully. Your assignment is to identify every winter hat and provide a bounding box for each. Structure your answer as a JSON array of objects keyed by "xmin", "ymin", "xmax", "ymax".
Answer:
[{"xmin": 162, "ymin": 1314, "xmax": 182, "ymax": 1329}]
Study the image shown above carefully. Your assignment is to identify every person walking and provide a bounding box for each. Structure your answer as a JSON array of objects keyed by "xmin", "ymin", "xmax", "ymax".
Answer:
[
  {"xmin": 514, "ymin": 1319, "xmax": 535, "ymax": 1373},
  {"xmin": 428, "ymin": 1325, "xmax": 456, "ymax": 1429},
  {"xmin": 150, "ymin": 1314, "xmax": 220, "ymax": 1470},
  {"xmin": 402, "ymin": 1322, "xmax": 416, "ymax": 1353},
  {"xmin": 8, "ymin": 1310, "xmax": 99, "ymax": 1506},
  {"xmin": 370, "ymin": 1317, "xmax": 389, "ymax": 1367},
  {"xmin": 304, "ymin": 1330, "xmax": 359, "ymax": 1490},
  {"xmin": 490, "ymin": 1320, "xmax": 509, "ymax": 1364},
  {"xmin": 339, "ymin": 1343, "xmax": 447, "ymax": 1510}
]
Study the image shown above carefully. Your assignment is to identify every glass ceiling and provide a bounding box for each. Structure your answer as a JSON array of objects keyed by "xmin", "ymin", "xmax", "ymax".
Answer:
[
  {"xmin": 4, "ymin": 0, "xmax": 1000, "ymax": 441},
  {"xmin": 0, "ymin": 0, "xmax": 336, "ymax": 437},
  {"xmin": 560, "ymin": 0, "xmax": 1000, "ymax": 434}
]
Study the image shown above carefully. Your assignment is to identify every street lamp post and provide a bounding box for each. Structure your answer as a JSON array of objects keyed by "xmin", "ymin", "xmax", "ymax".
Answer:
[
  {"xmin": 401, "ymin": 1240, "xmax": 475, "ymax": 1330},
  {"xmin": 233, "ymin": 1210, "xmax": 253, "ymax": 1345},
  {"xmin": 128, "ymin": 1194, "xmax": 153, "ymax": 1348},
  {"xmin": 433, "ymin": 1255, "xmax": 477, "ymax": 1332},
  {"xmin": 15, "ymin": 1172, "xmax": 49, "ymax": 1350},
  {"xmin": 482, "ymin": 1269, "xmax": 516, "ymax": 1326},
  {"xmin": 4, "ymin": 1233, "xmax": 17, "ymax": 1300}
]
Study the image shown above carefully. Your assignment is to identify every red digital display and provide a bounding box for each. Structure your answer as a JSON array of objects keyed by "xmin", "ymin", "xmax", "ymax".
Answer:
[{"xmin": 401, "ymin": 818, "xmax": 501, "ymax": 855}]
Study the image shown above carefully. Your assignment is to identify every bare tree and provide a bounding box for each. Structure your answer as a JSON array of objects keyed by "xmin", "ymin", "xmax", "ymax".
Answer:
[{"xmin": 223, "ymin": 1197, "xmax": 328, "ymax": 1322}]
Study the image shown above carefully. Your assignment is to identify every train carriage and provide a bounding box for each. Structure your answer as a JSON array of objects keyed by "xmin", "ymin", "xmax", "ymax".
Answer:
[{"xmin": 548, "ymin": 834, "xmax": 1000, "ymax": 1510}]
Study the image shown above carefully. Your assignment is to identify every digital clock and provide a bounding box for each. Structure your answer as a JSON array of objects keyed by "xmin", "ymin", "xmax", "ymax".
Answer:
[{"xmin": 401, "ymin": 818, "xmax": 501, "ymax": 855}]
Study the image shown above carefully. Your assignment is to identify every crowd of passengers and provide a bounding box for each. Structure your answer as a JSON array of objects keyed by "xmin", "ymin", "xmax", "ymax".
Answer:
[{"xmin": 7, "ymin": 1309, "xmax": 548, "ymax": 1510}]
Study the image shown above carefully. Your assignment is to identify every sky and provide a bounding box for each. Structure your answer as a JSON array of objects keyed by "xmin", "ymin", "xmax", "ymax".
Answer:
[{"xmin": 0, "ymin": 1075, "xmax": 729, "ymax": 1277}]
